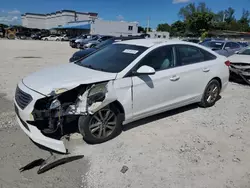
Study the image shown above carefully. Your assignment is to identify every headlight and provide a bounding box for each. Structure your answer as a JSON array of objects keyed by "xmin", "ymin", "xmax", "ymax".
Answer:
[
  {"xmin": 50, "ymin": 99, "xmax": 61, "ymax": 109},
  {"xmin": 88, "ymin": 82, "xmax": 108, "ymax": 103}
]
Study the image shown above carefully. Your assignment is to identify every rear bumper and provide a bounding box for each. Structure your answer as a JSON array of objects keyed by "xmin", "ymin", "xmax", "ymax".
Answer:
[{"xmin": 14, "ymin": 81, "xmax": 67, "ymax": 153}]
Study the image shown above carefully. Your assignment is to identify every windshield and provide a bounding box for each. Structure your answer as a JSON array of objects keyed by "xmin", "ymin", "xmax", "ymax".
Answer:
[
  {"xmin": 238, "ymin": 48, "xmax": 250, "ymax": 55},
  {"xmin": 75, "ymin": 44, "xmax": 148, "ymax": 73},
  {"xmin": 95, "ymin": 38, "xmax": 115, "ymax": 49},
  {"xmin": 201, "ymin": 41, "xmax": 225, "ymax": 50}
]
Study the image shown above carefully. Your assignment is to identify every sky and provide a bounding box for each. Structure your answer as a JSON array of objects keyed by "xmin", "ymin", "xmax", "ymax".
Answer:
[{"xmin": 1, "ymin": 0, "xmax": 250, "ymax": 29}]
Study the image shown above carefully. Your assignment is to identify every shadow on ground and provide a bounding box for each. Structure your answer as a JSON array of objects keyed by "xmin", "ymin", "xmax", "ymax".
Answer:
[{"xmin": 123, "ymin": 103, "xmax": 198, "ymax": 132}]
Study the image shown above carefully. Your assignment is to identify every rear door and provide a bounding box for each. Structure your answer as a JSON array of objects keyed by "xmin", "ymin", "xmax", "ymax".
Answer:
[{"xmin": 172, "ymin": 44, "xmax": 217, "ymax": 103}]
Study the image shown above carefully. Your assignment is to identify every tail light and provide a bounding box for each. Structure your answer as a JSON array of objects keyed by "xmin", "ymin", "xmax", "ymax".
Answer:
[{"xmin": 225, "ymin": 60, "xmax": 231, "ymax": 66}]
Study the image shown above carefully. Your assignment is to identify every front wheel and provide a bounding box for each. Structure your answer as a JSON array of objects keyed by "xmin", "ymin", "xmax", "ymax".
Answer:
[
  {"xmin": 199, "ymin": 79, "xmax": 221, "ymax": 108},
  {"xmin": 78, "ymin": 106, "xmax": 122, "ymax": 144},
  {"xmin": 76, "ymin": 43, "xmax": 81, "ymax": 49}
]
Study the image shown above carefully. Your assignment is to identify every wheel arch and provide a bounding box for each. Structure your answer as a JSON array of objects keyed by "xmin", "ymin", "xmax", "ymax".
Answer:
[
  {"xmin": 109, "ymin": 100, "xmax": 125, "ymax": 121},
  {"xmin": 210, "ymin": 77, "xmax": 222, "ymax": 89}
]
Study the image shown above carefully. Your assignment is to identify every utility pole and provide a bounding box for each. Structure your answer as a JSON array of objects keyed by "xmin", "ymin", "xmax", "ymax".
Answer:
[{"xmin": 146, "ymin": 17, "xmax": 150, "ymax": 33}]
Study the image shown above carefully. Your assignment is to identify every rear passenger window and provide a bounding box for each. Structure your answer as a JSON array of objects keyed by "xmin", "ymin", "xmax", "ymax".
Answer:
[
  {"xmin": 231, "ymin": 42, "xmax": 240, "ymax": 49},
  {"xmin": 176, "ymin": 45, "xmax": 204, "ymax": 66},
  {"xmin": 176, "ymin": 45, "xmax": 216, "ymax": 66},
  {"xmin": 201, "ymin": 49, "xmax": 217, "ymax": 61}
]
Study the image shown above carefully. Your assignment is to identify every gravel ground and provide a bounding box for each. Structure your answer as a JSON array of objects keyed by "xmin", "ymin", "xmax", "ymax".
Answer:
[{"xmin": 1, "ymin": 39, "xmax": 250, "ymax": 188}]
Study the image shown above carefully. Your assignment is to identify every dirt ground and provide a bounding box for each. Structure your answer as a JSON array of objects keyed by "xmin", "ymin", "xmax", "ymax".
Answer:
[{"xmin": 1, "ymin": 39, "xmax": 250, "ymax": 188}]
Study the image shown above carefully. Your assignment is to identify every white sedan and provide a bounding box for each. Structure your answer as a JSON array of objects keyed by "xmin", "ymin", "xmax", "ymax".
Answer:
[
  {"xmin": 14, "ymin": 39, "xmax": 229, "ymax": 153},
  {"xmin": 41, "ymin": 35, "xmax": 62, "ymax": 41}
]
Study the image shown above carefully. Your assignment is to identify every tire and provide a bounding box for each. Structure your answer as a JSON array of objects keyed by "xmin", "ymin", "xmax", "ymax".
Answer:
[
  {"xmin": 44, "ymin": 38, "xmax": 48, "ymax": 41},
  {"xmin": 56, "ymin": 39, "xmax": 59, "ymax": 41},
  {"xmin": 199, "ymin": 79, "xmax": 221, "ymax": 108},
  {"xmin": 78, "ymin": 105, "xmax": 122, "ymax": 144},
  {"xmin": 77, "ymin": 43, "xmax": 82, "ymax": 49}
]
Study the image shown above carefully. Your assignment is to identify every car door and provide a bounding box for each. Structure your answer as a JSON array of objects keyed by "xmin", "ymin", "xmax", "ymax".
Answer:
[
  {"xmin": 173, "ymin": 44, "xmax": 217, "ymax": 103},
  {"xmin": 131, "ymin": 45, "xmax": 189, "ymax": 119}
]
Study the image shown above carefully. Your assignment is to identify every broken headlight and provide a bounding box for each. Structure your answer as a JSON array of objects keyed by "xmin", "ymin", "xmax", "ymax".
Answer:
[
  {"xmin": 87, "ymin": 82, "xmax": 108, "ymax": 104},
  {"xmin": 50, "ymin": 99, "xmax": 61, "ymax": 109}
]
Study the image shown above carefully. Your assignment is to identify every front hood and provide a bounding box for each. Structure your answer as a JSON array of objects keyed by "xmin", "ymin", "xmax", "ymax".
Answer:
[
  {"xmin": 22, "ymin": 63, "xmax": 117, "ymax": 95},
  {"xmin": 228, "ymin": 54, "xmax": 250, "ymax": 64}
]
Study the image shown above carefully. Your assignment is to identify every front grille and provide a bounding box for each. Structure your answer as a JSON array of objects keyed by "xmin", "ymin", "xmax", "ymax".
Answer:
[{"xmin": 15, "ymin": 86, "xmax": 33, "ymax": 109}]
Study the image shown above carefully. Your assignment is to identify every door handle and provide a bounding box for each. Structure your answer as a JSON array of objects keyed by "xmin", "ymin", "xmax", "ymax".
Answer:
[
  {"xmin": 170, "ymin": 75, "xmax": 180, "ymax": 81},
  {"xmin": 202, "ymin": 68, "xmax": 210, "ymax": 72}
]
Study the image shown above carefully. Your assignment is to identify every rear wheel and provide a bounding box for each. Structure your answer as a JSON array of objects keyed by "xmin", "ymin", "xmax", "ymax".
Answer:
[
  {"xmin": 199, "ymin": 79, "xmax": 221, "ymax": 108},
  {"xmin": 78, "ymin": 105, "xmax": 122, "ymax": 144}
]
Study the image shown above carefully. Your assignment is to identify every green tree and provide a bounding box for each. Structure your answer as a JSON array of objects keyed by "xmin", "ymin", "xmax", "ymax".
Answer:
[
  {"xmin": 156, "ymin": 23, "xmax": 171, "ymax": 32},
  {"xmin": 178, "ymin": 3, "xmax": 196, "ymax": 20},
  {"xmin": 187, "ymin": 12, "xmax": 214, "ymax": 35},
  {"xmin": 224, "ymin": 7, "xmax": 235, "ymax": 23},
  {"xmin": 170, "ymin": 21, "xmax": 186, "ymax": 37},
  {"xmin": 138, "ymin": 26, "xmax": 145, "ymax": 33},
  {"xmin": 237, "ymin": 9, "xmax": 250, "ymax": 32}
]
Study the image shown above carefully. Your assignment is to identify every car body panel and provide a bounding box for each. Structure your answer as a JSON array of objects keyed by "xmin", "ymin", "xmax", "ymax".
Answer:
[{"xmin": 22, "ymin": 63, "xmax": 117, "ymax": 95}]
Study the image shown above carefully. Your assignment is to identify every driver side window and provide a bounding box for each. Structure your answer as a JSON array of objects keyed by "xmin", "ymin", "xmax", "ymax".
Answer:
[{"xmin": 137, "ymin": 46, "xmax": 175, "ymax": 71}]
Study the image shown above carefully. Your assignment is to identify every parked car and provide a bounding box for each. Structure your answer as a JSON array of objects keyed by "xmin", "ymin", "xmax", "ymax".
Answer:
[
  {"xmin": 14, "ymin": 39, "xmax": 229, "ymax": 153},
  {"xmin": 83, "ymin": 35, "xmax": 114, "ymax": 49},
  {"xmin": 74, "ymin": 35, "xmax": 101, "ymax": 49},
  {"xmin": 69, "ymin": 36, "xmax": 146, "ymax": 62},
  {"xmin": 228, "ymin": 47, "xmax": 250, "ymax": 84},
  {"xmin": 237, "ymin": 41, "xmax": 249, "ymax": 47},
  {"xmin": 69, "ymin": 34, "xmax": 90, "ymax": 48},
  {"xmin": 183, "ymin": 38, "xmax": 200, "ymax": 43},
  {"xmin": 61, "ymin": 34, "xmax": 70, "ymax": 41},
  {"xmin": 41, "ymin": 35, "xmax": 62, "ymax": 41},
  {"xmin": 200, "ymin": 40, "xmax": 242, "ymax": 57},
  {"xmin": 31, "ymin": 33, "xmax": 43, "ymax": 40},
  {"xmin": 199, "ymin": 38, "xmax": 224, "ymax": 44}
]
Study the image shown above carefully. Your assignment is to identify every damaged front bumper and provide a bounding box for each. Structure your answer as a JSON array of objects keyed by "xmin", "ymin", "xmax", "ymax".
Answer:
[
  {"xmin": 14, "ymin": 80, "xmax": 118, "ymax": 154},
  {"xmin": 14, "ymin": 81, "xmax": 68, "ymax": 153}
]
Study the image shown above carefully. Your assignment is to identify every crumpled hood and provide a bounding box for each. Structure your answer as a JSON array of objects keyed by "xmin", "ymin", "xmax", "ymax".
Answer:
[
  {"xmin": 22, "ymin": 63, "xmax": 117, "ymax": 95},
  {"xmin": 228, "ymin": 54, "xmax": 250, "ymax": 64}
]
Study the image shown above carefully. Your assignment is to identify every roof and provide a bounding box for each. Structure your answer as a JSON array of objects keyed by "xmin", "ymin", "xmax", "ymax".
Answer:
[
  {"xmin": 22, "ymin": 10, "xmax": 98, "ymax": 17},
  {"xmin": 116, "ymin": 39, "xmax": 168, "ymax": 47},
  {"xmin": 115, "ymin": 38, "xmax": 191, "ymax": 47}
]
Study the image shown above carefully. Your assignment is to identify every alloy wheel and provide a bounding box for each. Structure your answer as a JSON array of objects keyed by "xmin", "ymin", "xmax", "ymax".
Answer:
[
  {"xmin": 206, "ymin": 83, "xmax": 219, "ymax": 104},
  {"xmin": 89, "ymin": 109, "xmax": 117, "ymax": 138}
]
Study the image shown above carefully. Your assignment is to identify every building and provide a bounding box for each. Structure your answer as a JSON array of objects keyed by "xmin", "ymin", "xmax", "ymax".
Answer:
[
  {"xmin": 147, "ymin": 31, "xmax": 170, "ymax": 39},
  {"xmin": 52, "ymin": 19, "xmax": 139, "ymax": 37},
  {"xmin": 21, "ymin": 10, "xmax": 98, "ymax": 29}
]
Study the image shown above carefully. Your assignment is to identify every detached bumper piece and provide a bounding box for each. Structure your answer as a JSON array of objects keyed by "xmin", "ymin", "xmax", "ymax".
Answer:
[
  {"xmin": 19, "ymin": 151, "xmax": 84, "ymax": 174},
  {"xmin": 230, "ymin": 63, "xmax": 250, "ymax": 85}
]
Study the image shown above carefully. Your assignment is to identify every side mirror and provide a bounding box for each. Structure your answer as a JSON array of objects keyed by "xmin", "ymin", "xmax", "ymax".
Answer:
[{"xmin": 134, "ymin": 65, "xmax": 155, "ymax": 75}]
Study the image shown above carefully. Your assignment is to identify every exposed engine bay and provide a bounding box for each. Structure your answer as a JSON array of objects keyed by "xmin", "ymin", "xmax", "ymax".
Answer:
[{"xmin": 28, "ymin": 81, "xmax": 117, "ymax": 138}]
